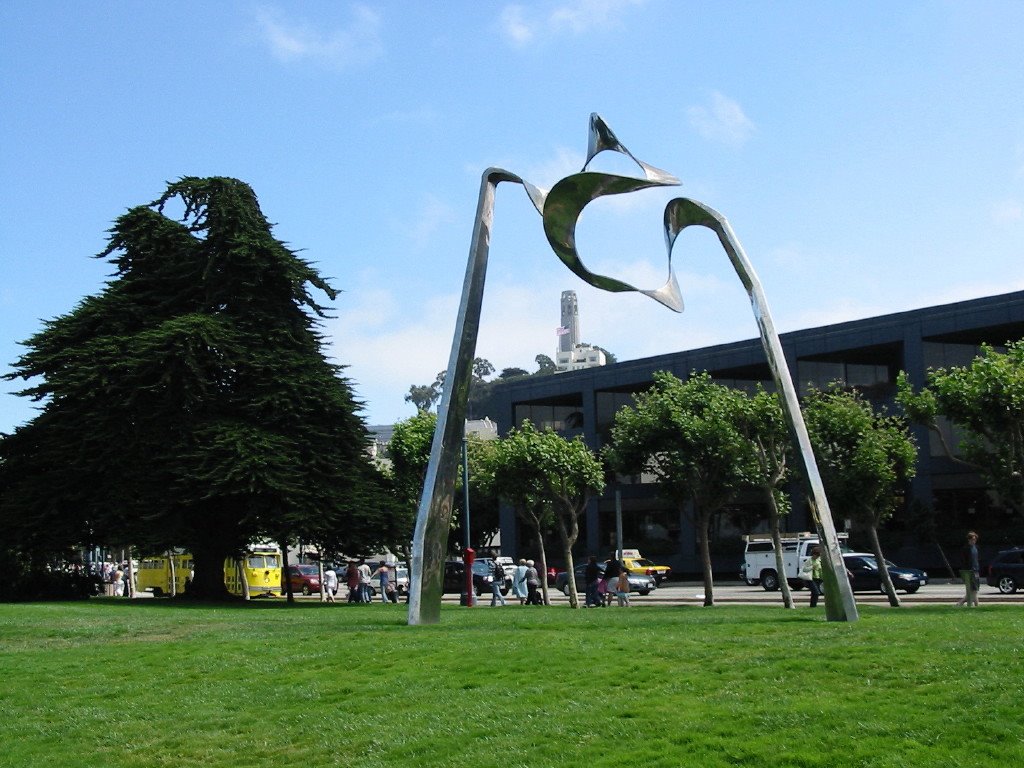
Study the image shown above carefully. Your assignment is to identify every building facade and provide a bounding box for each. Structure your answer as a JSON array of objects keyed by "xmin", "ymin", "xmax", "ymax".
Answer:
[{"xmin": 491, "ymin": 291, "xmax": 1024, "ymax": 575}]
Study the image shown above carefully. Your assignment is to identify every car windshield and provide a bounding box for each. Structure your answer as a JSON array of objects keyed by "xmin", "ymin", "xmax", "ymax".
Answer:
[
  {"xmin": 633, "ymin": 559, "xmax": 655, "ymax": 567},
  {"xmin": 295, "ymin": 564, "xmax": 318, "ymax": 574},
  {"xmin": 857, "ymin": 556, "xmax": 901, "ymax": 569}
]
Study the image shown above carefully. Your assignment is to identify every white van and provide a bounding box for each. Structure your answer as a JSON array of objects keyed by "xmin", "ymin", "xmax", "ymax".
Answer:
[{"xmin": 741, "ymin": 531, "xmax": 849, "ymax": 591}]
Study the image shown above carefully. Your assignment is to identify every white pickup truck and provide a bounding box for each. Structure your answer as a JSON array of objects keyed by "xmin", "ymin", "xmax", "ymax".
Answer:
[{"xmin": 741, "ymin": 531, "xmax": 849, "ymax": 591}]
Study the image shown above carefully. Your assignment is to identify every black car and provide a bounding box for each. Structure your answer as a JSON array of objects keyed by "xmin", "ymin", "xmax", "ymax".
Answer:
[
  {"xmin": 843, "ymin": 553, "xmax": 928, "ymax": 594},
  {"xmin": 442, "ymin": 560, "xmax": 510, "ymax": 596},
  {"xmin": 986, "ymin": 546, "xmax": 1024, "ymax": 594}
]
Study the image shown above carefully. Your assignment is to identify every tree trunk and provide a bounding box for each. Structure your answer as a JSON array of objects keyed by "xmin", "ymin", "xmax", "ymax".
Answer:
[
  {"xmin": 868, "ymin": 524, "xmax": 901, "ymax": 607},
  {"xmin": 766, "ymin": 491, "xmax": 795, "ymax": 609},
  {"xmin": 696, "ymin": 507, "xmax": 715, "ymax": 607},
  {"xmin": 538, "ymin": 544, "xmax": 551, "ymax": 606},
  {"xmin": 522, "ymin": 510, "xmax": 551, "ymax": 605},
  {"xmin": 189, "ymin": 545, "xmax": 232, "ymax": 599},
  {"xmin": 168, "ymin": 549, "xmax": 177, "ymax": 597},
  {"xmin": 317, "ymin": 558, "xmax": 326, "ymax": 602},
  {"xmin": 237, "ymin": 559, "xmax": 250, "ymax": 601},
  {"xmin": 555, "ymin": 516, "xmax": 579, "ymax": 609}
]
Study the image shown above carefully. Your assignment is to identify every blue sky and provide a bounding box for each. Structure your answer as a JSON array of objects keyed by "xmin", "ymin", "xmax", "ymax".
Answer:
[{"xmin": 2, "ymin": 1, "xmax": 1023, "ymax": 433}]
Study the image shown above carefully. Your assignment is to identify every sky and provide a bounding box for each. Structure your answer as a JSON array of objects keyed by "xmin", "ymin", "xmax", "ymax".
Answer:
[{"xmin": 2, "ymin": 1, "xmax": 1023, "ymax": 433}]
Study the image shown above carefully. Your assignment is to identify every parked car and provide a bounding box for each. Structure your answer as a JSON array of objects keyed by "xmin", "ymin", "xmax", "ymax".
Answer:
[
  {"xmin": 554, "ymin": 562, "xmax": 656, "ymax": 596},
  {"xmin": 986, "ymin": 546, "xmax": 1024, "ymax": 594},
  {"xmin": 843, "ymin": 553, "xmax": 928, "ymax": 594},
  {"xmin": 284, "ymin": 564, "xmax": 321, "ymax": 596},
  {"xmin": 442, "ymin": 560, "xmax": 510, "ymax": 596},
  {"xmin": 621, "ymin": 556, "xmax": 671, "ymax": 584}
]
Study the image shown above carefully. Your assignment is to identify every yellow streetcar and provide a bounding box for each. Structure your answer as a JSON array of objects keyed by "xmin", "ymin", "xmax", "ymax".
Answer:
[{"xmin": 137, "ymin": 545, "xmax": 282, "ymax": 597}]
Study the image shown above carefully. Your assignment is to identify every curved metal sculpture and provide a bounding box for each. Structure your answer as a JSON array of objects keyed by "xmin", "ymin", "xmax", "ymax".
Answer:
[{"xmin": 408, "ymin": 114, "xmax": 858, "ymax": 624}]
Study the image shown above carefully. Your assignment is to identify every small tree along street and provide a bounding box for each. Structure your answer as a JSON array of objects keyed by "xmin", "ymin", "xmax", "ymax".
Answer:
[
  {"xmin": 606, "ymin": 372, "xmax": 760, "ymax": 607},
  {"xmin": 478, "ymin": 421, "xmax": 604, "ymax": 607},
  {"xmin": 802, "ymin": 387, "xmax": 917, "ymax": 607},
  {"xmin": 0, "ymin": 178, "xmax": 396, "ymax": 598},
  {"xmin": 736, "ymin": 386, "xmax": 796, "ymax": 609},
  {"xmin": 897, "ymin": 341, "xmax": 1024, "ymax": 517},
  {"xmin": 386, "ymin": 410, "xmax": 500, "ymax": 554}
]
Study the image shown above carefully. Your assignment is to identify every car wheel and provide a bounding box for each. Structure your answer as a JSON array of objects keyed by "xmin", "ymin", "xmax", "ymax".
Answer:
[
  {"xmin": 904, "ymin": 585, "xmax": 919, "ymax": 594},
  {"xmin": 638, "ymin": 590, "xmax": 650, "ymax": 596},
  {"xmin": 744, "ymin": 578, "xmax": 759, "ymax": 587},
  {"xmin": 760, "ymin": 571, "xmax": 779, "ymax": 591},
  {"xmin": 301, "ymin": 585, "xmax": 311, "ymax": 596},
  {"xmin": 998, "ymin": 575, "xmax": 1018, "ymax": 594},
  {"xmin": 152, "ymin": 587, "xmax": 164, "ymax": 597}
]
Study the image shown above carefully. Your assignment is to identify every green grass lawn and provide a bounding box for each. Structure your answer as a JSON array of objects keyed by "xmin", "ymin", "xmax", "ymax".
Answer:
[{"xmin": 0, "ymin": 600, "xmax": 1021, "ymax": 768}]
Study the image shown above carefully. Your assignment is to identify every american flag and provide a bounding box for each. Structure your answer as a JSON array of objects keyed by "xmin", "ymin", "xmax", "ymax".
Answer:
[{"xmin": 555, "ymin": 326, "xmax": 569, "ymax": 336}]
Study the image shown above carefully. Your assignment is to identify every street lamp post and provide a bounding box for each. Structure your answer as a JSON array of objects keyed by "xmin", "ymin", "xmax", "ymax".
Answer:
[{"xmin": 460, "ymin": 434, "xmax": 474, "ymax": 606}]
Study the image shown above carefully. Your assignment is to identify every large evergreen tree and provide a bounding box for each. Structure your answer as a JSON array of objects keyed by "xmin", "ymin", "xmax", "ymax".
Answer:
[{"xmin": 0, "ymin": 177, "xmax": 393, "ymax": 597}]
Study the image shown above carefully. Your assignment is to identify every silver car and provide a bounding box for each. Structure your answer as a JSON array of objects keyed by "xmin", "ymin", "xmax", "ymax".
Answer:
[{"xmin": 555, "ymin": 562, "xmax": 656, "ymax": 596}]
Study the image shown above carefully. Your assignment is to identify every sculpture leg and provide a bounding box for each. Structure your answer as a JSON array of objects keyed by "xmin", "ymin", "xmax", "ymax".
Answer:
[
  {"xmin": 407, "ymin": 169, "xmax": 520, "ymax": 625},
  {"xmin": 665, "ymin": 198, "xmax": 859, "ymax": 622}
]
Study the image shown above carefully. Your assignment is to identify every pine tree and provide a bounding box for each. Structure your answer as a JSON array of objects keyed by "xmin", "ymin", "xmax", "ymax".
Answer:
[{"xmin": 1, "ymin": 177, "xmax": 395, "ymax": 597}]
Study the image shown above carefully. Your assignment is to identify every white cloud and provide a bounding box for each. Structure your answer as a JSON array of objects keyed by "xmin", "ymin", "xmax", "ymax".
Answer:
[
  {"xmin": 327, "ymin": 289, "xmax": 459, "ymax": 424},
  {"xmin": 687, "ymin": 92, "xmax": 756, "ymax": 148},
  {"xmin": 256, "ymin": 5, "xmax": 383, "ymax": 70},
  {"xmin": 327, "ymin": 253, "xmax": 764, "ymax": 426},
  {"xmin": 498, "ymin": 5, "xmax": 535, "ymax": 47},
  {"xmin": 408, "ymin": 195, "xmax": 458, "ymax": 249},
  {"xmin": 519, "ymin": 146, "xmax": 585, "ymax": 190},
  {"xmin": 991, "ymin": 199, "xmax": 1024, "ymax": 224},
  {"xmin": 498, "ymin": 0, "xmax": 644, "ymax": 47}
]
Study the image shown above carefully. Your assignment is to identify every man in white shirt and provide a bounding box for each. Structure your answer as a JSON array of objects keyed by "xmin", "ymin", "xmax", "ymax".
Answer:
[{"xmin": 323, "ymin": 567, "xmax": 338, "ymax": 603}]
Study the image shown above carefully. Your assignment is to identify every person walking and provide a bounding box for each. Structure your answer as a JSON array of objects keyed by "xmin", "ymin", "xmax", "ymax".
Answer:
[
  {"xmin": 346, "ymin": 561, "xmax": 361, "ymax": 603},
  {"xmin": 378, "ymin": 564, "xmax": 392, "ymax": 604},
  {"xmin": 602, "ymin": 554, "xmax": 622, "ymax": 607},
  {"xmin": 615, "ymin": 568, "xmax": 631, "ymax": 607},
  {"xmin": 489, "ymin": 559, "xmax": 506, "ymax": 606},
  {"xmin": 584, "ymin": 555, "xmax": 601, "ymax": 607},
  {"xmin": 512, "ymin": 559, "xmax": 528, "ymax": 604},
  {"xmin": 804, "ymin": 546, "xmax": 824, "ymax": 607},
  {"xmin": 323, "ymin": 566, "xmax": 338, "ymax": 603},
  {"xmin": 525, "ymin": 559, "xmax": 542, "ymax": 605},
  {"xmin": 357, "ymin": 559, "xmax": 372, "ymax": 603},
  {"xmin": 956, "ymin": 531, "xmax": 981, "ymax": 607}
]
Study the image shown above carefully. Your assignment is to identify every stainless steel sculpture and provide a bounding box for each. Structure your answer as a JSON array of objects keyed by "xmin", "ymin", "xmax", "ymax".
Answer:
[{"xmin": 408, "ymin": 114, "xmax": 858, "ymax": 624}]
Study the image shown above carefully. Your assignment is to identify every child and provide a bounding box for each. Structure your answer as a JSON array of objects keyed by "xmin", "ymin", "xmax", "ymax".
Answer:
[{"xmin": 615, "ymin": 570, "xmax": 630, "ymax": 607}]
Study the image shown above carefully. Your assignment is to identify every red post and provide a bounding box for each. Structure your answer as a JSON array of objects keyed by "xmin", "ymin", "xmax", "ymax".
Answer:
[{"xmin": 463, "ymin": 547, "xmax": 475, "ymax": 607}]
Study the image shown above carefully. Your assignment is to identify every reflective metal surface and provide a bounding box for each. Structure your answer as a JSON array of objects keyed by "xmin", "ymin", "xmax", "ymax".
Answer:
[
  {"xmin": 663, "ymin": 198, "xmax": 858, "ymax": 622},
  {"xmin": 408, "ymin": 168, "xmax": 536, "ymax": 625},
  {"xmin": 409, "ymin": 114, "xmax": 858, "ymax": 624},
  {"xmin": 542, "ymin": 115, "xmax": 683, "ymax": 311}
]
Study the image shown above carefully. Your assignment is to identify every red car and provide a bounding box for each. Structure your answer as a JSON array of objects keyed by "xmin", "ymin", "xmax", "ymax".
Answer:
[{"xmin": 284, "ymin": 564, "xmax": 321, "ymax": 596}]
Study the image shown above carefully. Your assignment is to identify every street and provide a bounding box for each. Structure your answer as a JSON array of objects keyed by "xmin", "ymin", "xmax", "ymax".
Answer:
[{"xmin": 446, "ymin": 579, "xmax": 1023, "ymax": 607}]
